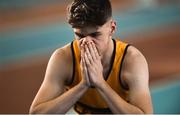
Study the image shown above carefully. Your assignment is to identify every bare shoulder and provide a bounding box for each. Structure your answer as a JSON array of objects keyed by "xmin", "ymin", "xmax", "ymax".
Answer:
[
  {"xmin": 122, "ymin": 45, "xmax": 149, "ymax": 85},
  {"xmin": 47, "ymin": 42, "xmax": 73, "ymax": 85},
  {"xmin": 127, "ymin": 45, "xmax": 147, "ymax": 63},
  {"xmin": 52, "ymin": 43, "xmax": 72, "ymax": 63},
  {"xmin": 124, "ymin": 45, "xmax": 148, "ymax": 71}
]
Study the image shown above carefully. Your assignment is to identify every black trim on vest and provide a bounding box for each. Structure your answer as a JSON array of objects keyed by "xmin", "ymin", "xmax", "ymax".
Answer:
[
  {"xmin": 105, "ymin": 39, "xmax": 116, "ymax": 80},
  {"xmin": 74, "ymin": 102, "xmax": 112, "ymax": 114},
  {"xmin": 68, "ymin": 41, "xmax": 75, "ymax": 85},
  {"xmin": 119, "ymin": 44, "xmax": 131, "ymax": 90}
]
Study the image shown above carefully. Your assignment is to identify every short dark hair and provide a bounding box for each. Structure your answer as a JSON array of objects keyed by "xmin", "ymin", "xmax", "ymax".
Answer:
[{"xmin": 67, "ymin": 0, "xmax": 112, "ymax": 28}]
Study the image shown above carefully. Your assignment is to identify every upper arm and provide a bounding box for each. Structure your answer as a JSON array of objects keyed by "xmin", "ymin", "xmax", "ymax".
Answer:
[
  {"xmin": 30, "ymin": 48, "xmax": 72, "ymax": 109},
  {"xmin": 121, "ymin": 46, "xmax": 153, "ymax": 113}
]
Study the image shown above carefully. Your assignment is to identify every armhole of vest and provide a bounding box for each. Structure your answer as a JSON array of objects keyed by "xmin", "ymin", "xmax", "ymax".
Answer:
[
  {"xmin": 68, "ymin": 41, "xmax": 75, "ymax": 85},
  {"xmin": 105, "ymin": 39, "xmax": 116, "ymax": 81},
  {"xmin": 119, "ymin": 44, "xmax": 131, "ymax": 90}
]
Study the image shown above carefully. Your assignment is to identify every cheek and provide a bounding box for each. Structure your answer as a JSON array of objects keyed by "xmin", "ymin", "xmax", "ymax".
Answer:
[
  {"xmin": 92, "ymin": 34, "xmax": 109, "ymax": 53},
  {"xmin": 92, "ymin": 40, "xmax": 107, "ymax": 55}
]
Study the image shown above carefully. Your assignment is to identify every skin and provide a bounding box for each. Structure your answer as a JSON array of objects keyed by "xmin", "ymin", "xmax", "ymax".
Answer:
[{"xmin": 29, "ymin": 19, "xmax": 153, "ymax": 114}]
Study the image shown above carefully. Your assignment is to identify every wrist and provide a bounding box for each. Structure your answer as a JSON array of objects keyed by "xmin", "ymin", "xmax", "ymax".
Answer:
[
  {"xmin": 94, "ymin": 77, "xmax": 106, "ymax": 89},
  {"xmin": 79, "ymin": 80, "xmax": 90, "ymax": 89}
]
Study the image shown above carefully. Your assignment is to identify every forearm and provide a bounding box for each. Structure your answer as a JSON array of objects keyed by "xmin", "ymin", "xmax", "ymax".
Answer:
[
  {"xmin": 97, "ymin": 81, "xmax": 144, "ymax": 114},
  {"xmin": 30, "ymin": 82, "xmax": 88, "ymax": 114}
]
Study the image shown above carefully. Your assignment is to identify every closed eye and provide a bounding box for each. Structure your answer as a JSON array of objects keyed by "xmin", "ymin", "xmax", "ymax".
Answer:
[
  {"xmin": 89, "ymin": 32, "xmax": 101, "ymax": 38},
  {"xmin": 75, "ymin": 32, "xmax": 101, "ymax": 39}
]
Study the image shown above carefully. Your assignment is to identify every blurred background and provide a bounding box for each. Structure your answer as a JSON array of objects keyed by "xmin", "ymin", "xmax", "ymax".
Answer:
[{"xmin": 0, "ymin": 0, "xmax": 180, "ymax": 113}]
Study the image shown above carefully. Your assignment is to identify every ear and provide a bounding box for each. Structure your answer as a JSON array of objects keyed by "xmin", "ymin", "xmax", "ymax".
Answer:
[{"xmin": 110, "ymin": 20, "xmax": 116, "ymax": 35}]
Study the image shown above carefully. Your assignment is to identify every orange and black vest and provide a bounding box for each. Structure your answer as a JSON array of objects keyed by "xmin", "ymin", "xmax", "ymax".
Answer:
[{"xmin": 67, "ymin": 39, "xmax": 130, "ymax": 114}]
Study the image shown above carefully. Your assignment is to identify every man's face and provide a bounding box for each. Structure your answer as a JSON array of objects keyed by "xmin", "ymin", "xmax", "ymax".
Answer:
[{"xmin": 73, "ymin": 19, "xmax": 116, "ymax": 56}]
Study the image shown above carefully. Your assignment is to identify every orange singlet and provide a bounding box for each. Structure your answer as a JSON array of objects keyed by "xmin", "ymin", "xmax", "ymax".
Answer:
[{"xmin": 67, "ymin": 38, "xmax": 130, "ymax": 114}]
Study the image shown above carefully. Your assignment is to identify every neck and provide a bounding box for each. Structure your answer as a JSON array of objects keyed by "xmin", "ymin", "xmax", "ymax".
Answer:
[{"xmin": 101, "ymin": 39, "xmax": 114, "ymax": 68}]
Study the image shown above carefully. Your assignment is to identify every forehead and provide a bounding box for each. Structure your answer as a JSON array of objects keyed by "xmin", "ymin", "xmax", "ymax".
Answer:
[{"xmin": 73, "ymin": 20, "xmax": 111, "ymax": 35}]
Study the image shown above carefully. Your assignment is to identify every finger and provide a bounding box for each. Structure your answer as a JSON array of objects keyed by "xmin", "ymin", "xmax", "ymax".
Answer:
[
  {"xmin": 82, "ymin": 57, "xmax": 87, "ymax": 72},
  {"xmin": 80, "ymin": 43, "xmax": 84, "ymax": 50},
  {"xmin": 82, "ymin": 56, "xmax": 89, "ymax": 77},
  {"xmin": 78, "ymin": 39, "xmax": 83, "ymax": 48},
  {"xmin": 80, "ymin": 39, "xmax": 85, "ymax": 53},
  {"xmin": 87, "ymin": 42, "xmax": 97, "ymax": 60},
  {"xmin": 80, "ymin": 55, "xmax": 83, "ymax": 70},
  {"xmin": 91, "ymin": 42, "xmax": 100, "ymax": 59},
  {"xmin": 80, "ymin": 43, "xmax": 86, "ymax": 59},
  {"xmin": 81, "ymin": 38, "xmax": 87, "ymax": 47},
  {"xmin": 80, "ymin": 47, "xmax": 84, "ymax": 58},
  {"xmin": 85, "ymin": 44, "xmax": 93, "ymax": 64},
  {"xmin": 84, "ymin": 51, "xmax": 91, "ymax": 66}
]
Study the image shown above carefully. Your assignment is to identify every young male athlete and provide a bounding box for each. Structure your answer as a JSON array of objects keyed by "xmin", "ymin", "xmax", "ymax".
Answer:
[{"xmin": 30, "ymin": 0, "xmax": 153, "ymax": 114}]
